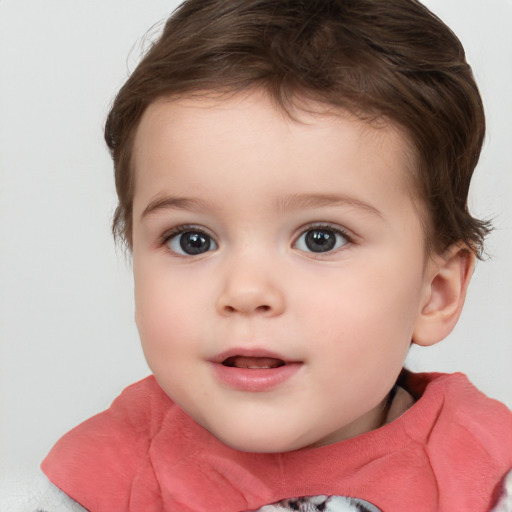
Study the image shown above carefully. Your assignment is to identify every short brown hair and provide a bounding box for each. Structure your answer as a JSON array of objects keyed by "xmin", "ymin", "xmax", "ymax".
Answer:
[{"xmin": 105, "ymin": 0, "xmax": 491, "ymax": 256}]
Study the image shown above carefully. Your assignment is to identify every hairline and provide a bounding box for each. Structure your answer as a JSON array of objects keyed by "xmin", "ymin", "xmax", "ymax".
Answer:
[{"xmin": 121, "ymin": 86, "xmax": 435, "ymax": 256}]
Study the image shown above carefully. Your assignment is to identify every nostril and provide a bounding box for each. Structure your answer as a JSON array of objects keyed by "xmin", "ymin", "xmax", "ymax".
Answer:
[{"xmin": 223, "ymin": 304, "xmax": 271, "ymax": 314}]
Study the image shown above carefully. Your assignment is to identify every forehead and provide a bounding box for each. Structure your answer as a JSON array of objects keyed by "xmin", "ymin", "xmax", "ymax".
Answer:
[
  {"xmin": 131, "ymin": 91, "xmax": 418, "ymax": 215},
  {"xmin": 134, "ymin": 91, "xmax": 413, "ymax": 144}
]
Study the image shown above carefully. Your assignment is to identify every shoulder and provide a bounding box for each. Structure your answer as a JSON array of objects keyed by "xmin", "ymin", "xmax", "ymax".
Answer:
[
  {"xmin": 43, "ymin": 375, "xmax": 170, "ymax": 460},
  {"xmin": 402, "ymin": 371, "xmax": 512, "ymax": 507},
  {"xmin": 405, "ymin": 371, "xmax": 512, "ymax": 458},
  {"xmin": 427, "ymin": 372, "xmax": 511, "ymax": 445},
  {"xmin": 402, "ymin": 371, "xmax": 512, "ymax": 440},
  {"xmin": 40, "ymin": 376, "xmax": 175, "ymax": 509}
]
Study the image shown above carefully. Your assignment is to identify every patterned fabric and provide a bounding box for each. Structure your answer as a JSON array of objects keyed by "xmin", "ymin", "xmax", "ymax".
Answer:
[
  {"xmin": 252, "ymin": 495, "xmax": 382, "ymax": 511},
  {"xmin": 249, "ymin": 473, "xmax": 512, "ymax": 512}
]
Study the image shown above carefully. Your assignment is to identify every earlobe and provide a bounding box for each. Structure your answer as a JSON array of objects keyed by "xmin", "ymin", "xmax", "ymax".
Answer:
[{"xmin": 412, "ymin": 245, "xmax": 476, "ymax": 347}]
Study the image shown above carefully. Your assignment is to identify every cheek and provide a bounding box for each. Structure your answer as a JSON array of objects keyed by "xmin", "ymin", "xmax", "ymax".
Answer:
[
  {"xmin": 135, "ymin": 282, "xmax": 200, "ymax": 400},
  {"xmin": 134, "ymin": 272, "xmax": 191, "ymax": 356},
  {"xmin": 300, "ymin": 260, "xmax": 423, "ymax": 359}
]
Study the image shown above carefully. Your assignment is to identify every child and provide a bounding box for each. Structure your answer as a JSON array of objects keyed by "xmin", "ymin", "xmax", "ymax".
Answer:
[{"xmin": 39, "ymin": 0, "xmax": 512, "ymax": 510}]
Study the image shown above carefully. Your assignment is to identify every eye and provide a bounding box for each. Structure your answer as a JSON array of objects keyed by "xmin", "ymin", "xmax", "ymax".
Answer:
[
  {"xmin": 294, "ymin": 226, "xmax": 349, "ymax": 254},
  {"xmin": 165, "ymin": 228, "xmax": 218, "ymax": 256}
]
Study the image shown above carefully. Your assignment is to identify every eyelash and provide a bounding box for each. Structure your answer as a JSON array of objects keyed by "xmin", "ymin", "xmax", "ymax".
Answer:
[
  {"xmin": 160, "ymin": 224, "xmax": 209, "ymax": 245},
  {"xmin": 293, "ymin": 223, "xmax": 353, "ymax": 254},
  {"xmin": 159, "ymin": 222, "xmax": 354, "ymax": 256}
]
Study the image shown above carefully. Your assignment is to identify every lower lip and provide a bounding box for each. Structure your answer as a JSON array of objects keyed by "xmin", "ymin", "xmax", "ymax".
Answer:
[{"xmin": 210, "ymin": 362, "xmax": 302, "ymax": 392}]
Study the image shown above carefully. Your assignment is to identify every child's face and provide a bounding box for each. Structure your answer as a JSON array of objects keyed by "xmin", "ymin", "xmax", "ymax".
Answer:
[{"xmin": 131, "ymin": 91, "xmax": 437, "ymax": 452}]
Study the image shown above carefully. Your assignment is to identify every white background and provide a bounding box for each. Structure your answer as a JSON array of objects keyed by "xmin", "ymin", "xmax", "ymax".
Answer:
[{"xmin": 1, "ymin": 0, "xmax": 511, "ymax": 487}]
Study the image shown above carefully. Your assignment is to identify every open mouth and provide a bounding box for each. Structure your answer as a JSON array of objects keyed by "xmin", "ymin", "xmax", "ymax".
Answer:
[
  {"xmin": 212, "ymin": 352, "xmax": 301, "ymax": 391},
  {"xmin": 222, "ymin": 356, "xmax": 286, "ymax": 369}
]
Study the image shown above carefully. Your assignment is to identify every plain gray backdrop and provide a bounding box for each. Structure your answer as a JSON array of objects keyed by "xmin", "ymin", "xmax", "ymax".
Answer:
[{"xmin": 1, "ymin": 0, "xmax": 511, "ymax": 490}]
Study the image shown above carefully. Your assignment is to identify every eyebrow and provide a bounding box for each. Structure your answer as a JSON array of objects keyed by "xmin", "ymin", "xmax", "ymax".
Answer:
[
  {"xmin": 276, "ymin": 193, "xmax": 382, "ymax": 217},
  {"xmin": 141, "ymin": 196, "xmax": 212, "ymax": 219},
  {"xmin": 141, "ymin": 192, "xmax": 382, "ymax": 219}
]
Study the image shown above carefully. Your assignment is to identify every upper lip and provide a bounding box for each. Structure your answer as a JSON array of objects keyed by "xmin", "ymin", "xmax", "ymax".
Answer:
[{"xmin": 210, "ymin": 348, "xmax": 298, "ymax": 365}]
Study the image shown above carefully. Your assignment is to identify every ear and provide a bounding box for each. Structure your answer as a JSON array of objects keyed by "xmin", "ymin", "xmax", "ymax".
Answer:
[{"xmin": 412, "ymin": 245, "xmax": 476, "ymax": 347}]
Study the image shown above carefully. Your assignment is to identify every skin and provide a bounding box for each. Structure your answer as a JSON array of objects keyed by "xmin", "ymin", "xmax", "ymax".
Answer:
[{"xmin": 130, "ymin": 90, "xmax": 472, "ymax": 453}]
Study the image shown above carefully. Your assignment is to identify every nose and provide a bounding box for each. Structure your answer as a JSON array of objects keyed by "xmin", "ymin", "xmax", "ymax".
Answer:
[{"xmin": 215, "ymin": 257, "xmax": 285, "ymax": 317}]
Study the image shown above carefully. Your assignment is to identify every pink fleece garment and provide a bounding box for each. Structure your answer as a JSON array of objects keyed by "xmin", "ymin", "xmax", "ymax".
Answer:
[{"xmin": 42, "ymin": 372, "xmax": 512, "ymax": 512}]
